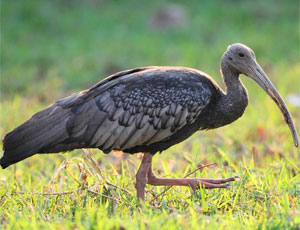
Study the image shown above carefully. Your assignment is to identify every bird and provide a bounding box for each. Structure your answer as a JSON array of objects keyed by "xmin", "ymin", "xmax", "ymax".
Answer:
[{"xmin": 1, "ymin": 43, "xmax": 298, "ymax": 201}]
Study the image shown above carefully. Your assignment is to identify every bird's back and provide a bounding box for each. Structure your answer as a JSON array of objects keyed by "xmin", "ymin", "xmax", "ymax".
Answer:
[{"xmin": 1, "ymin": 66, "xmax": 222, "ymax": 168}]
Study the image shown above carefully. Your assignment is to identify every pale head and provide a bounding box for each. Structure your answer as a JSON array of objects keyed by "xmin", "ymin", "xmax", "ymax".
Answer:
[
  {"xmin": 222, "ymin": 43, "xmax": 257, "ymax": 76},
  {"xmin": 222, "ymin": 43, "xmax": 299, "ymax": 147}
]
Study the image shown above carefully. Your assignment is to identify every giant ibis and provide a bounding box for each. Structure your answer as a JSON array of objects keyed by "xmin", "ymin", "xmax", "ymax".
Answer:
[{"xmin": 1, "ymin": 43, "xmax": 298, "ymax": 201}]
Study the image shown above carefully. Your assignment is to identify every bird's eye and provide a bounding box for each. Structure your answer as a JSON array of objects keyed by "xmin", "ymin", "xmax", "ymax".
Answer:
[{"xmin": 239, "ymin": 53, "xmax": 245, "ymax": 57}]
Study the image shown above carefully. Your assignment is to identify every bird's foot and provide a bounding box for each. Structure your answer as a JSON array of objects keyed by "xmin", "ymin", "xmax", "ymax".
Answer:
[
  {"xmin": 147, "ymin": 173, "xmax": 238, "ymax": 191},
  {"xmin": 188, "ymin": 176, "xmax": 238, "ymax": 191},
  {"xmin": 135, "ymin": 152, "xmax": 239, "ymax": 201}
]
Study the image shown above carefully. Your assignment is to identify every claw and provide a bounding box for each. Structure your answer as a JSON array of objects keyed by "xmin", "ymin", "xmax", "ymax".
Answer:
[{"xmin": 199, "ymin": 177, "xmax": 236, "ymax": 184}]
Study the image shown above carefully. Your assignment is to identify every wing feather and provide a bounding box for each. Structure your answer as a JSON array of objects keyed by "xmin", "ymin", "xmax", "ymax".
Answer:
[
  {"xmin": 95, "ymin": 118, "xmax": 120, "ymax": 147},
  {"xmin": 63, "ymin": 67, "xmax": 215, "ymax": 153},
  {"xmin": 89, "ymin": 113, "xmax": 109, "ymax": 146}
]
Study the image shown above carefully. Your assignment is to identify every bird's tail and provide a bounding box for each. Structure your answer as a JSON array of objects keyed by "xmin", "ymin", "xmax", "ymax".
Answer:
[{"xmin": 0, "ymin": 104, "xmax": 71, "ymax": 169}]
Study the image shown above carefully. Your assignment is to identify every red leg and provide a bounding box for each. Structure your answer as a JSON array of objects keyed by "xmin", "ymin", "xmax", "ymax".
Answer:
[
  {"xmin": 135, "ymin": 152, "xmax": 152, "ymax": 201},
  {"xmin": 135, "ymin": 152, "xmax": 237, "ymax": 201}
]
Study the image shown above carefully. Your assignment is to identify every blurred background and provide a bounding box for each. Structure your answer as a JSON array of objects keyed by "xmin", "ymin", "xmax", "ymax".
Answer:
[
  {"xmin": 0, "ymin": 0, "xmax": 299, "ymax": 173},
  {"xmin": 1, "ymin": 0, "xmax": 299, "ymax": 96}
]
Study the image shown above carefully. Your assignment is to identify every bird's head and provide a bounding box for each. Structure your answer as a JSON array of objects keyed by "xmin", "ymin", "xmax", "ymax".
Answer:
[{"xmin": 222, "ymin": 43, "xmax": 299, "ymax": 147}]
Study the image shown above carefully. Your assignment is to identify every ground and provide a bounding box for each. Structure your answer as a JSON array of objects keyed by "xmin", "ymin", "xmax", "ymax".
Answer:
[{"xmin": 0, "ymin": 0, "xmax": 299, "ymax": 229}]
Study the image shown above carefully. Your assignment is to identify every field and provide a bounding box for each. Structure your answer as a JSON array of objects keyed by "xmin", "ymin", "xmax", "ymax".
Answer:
[{"xmin": 0, "ymin": 0, "xmax": 299, "ymax": 229}]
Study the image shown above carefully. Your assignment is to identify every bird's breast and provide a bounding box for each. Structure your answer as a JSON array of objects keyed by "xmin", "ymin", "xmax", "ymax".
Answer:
[{"xmin": 200, "ymin": 90, "xmax": 249, "ymax": 130}]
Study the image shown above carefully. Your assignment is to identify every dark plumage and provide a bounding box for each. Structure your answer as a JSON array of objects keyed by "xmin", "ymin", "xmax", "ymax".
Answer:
[
  {"xmin": 1, "ymin": 67, "xmax": 219, "ymax": 165},
  {"xmin": 1, "ymin": 43, "xmax": 298, "ymax": 201}
]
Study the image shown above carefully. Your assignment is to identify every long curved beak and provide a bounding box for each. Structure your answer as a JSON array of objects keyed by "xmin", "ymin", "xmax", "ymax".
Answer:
[{"xmin": 248, "ymin": 62, "xmax": 299, "ymax": 147}]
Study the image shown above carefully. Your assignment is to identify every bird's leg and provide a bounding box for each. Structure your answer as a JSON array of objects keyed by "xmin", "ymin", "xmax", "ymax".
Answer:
[
  {"xmin": 135, "ymin": 152, "xmax": 237, "ymax": 201},
  {"xmin": 145, "ymin": 153, "xmax": 236, "ymax": 192},
  {"xmin": 135, "ymin": 152, "xmax": 153, "ymax": 201}
]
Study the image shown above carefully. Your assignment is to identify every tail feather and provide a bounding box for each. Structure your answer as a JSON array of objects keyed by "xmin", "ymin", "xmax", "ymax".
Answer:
[{"xmin": 1, "ymin": 104, "xmax": 71, "ymax": 169}]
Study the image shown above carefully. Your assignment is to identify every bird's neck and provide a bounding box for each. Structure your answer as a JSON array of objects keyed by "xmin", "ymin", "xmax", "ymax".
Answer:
[
  {"xmin": 222, "ymin": 66, "xmax": 247, "ymax": 98},
  {"xmin": 204, "ymin": 65, "xmax": 249, "ymax": 129},
  {"xmin": 222, "ymin": 65, "xmax": 249, "ymax": 123}
]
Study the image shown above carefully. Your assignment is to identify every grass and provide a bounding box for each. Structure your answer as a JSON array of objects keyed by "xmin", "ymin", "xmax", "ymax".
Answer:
[{"xmin": 0, "ymin": 0, "xmax": 299, "ymax": 229}]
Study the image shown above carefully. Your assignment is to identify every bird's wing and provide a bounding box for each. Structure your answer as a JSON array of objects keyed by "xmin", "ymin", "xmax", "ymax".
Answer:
[{"xmin": 61, "ymin": 67, "xmax": 214, "ymax": 153}]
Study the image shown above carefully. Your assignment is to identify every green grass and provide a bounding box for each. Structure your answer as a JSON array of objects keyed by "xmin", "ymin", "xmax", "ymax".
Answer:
[{"xmin": 0, "ymin": 0, "xmax": 299, "ymax": 229}]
